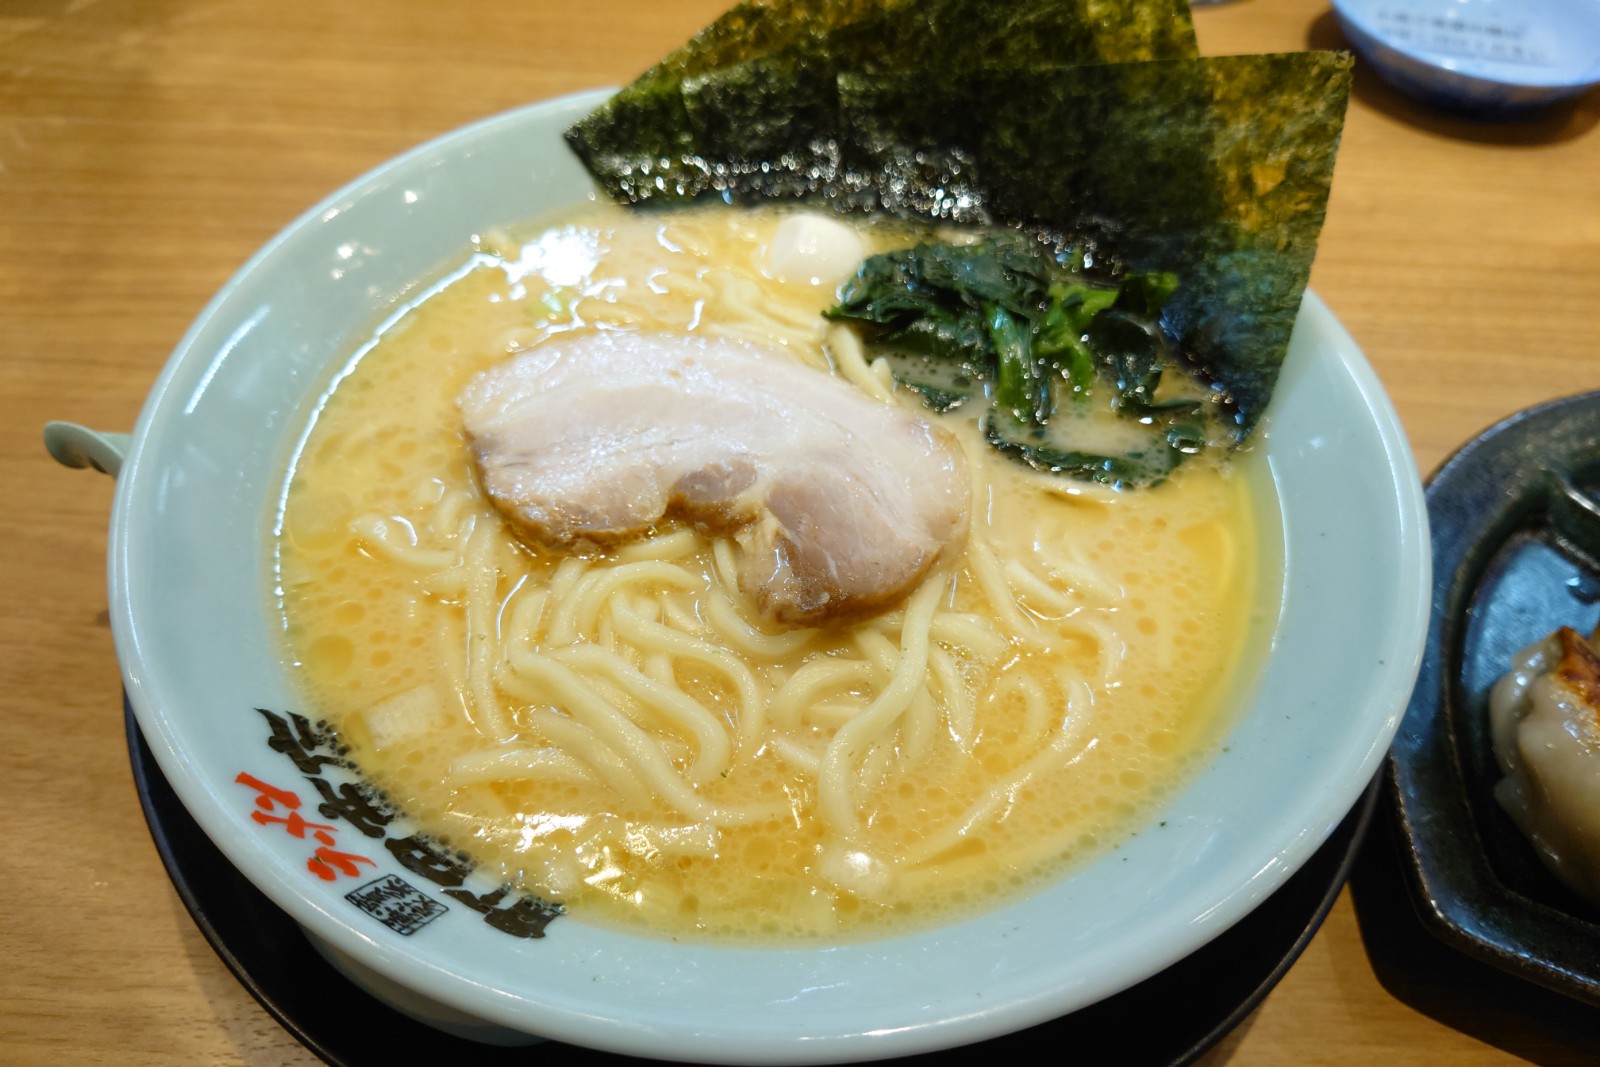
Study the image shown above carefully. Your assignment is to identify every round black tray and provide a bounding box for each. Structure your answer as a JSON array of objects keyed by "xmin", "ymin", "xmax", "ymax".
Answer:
[{"xmin": 128, "ymin": 700, "xmax": 1379, "ymax": 1066}]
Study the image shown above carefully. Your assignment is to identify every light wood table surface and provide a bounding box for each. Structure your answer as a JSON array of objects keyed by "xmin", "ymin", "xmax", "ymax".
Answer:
[{"xmin": 5, "ymin": 1, "xmax": 1599, "ymax": 1063}]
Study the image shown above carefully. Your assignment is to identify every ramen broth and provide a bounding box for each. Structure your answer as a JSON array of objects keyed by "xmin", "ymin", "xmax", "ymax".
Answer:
[{"xmin": 274, "ymin": 202, "xmax": 1279, "ymax": 942}]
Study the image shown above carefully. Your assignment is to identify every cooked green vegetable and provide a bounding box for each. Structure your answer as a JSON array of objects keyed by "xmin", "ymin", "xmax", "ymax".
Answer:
[
  {"xmin": 827, "ymin": 235, "xmax": 1211, "ymax": 485},
  {"xmin": 984, "ymin": 406, "xmax": 1192, "ymax": 485}
]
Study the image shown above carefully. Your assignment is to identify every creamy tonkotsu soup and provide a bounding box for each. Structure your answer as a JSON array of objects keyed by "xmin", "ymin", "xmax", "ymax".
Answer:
[{"xmin": 274, "ymin": 202, "xmax": 1278, "ymax": 942}]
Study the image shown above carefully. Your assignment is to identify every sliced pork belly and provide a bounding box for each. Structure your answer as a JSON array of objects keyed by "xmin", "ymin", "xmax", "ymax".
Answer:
[{"xmin": 457, "ymin": 331, "xmax": 969, "ymax": 626}]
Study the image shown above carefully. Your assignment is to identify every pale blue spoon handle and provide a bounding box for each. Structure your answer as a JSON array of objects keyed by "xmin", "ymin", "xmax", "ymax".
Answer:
[{"xmin": 43, "ymin": 422, "xmax": 131, "ymax": 477}]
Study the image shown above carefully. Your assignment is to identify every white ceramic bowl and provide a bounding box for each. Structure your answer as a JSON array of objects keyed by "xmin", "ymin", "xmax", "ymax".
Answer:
[
  {"xmin": 1333, "ymin": 0, "xmax": 1600, "ymax": 113},
  {"xmin": 92, "ymin": 89, "xmax": 1429, "ymax": 1062}
]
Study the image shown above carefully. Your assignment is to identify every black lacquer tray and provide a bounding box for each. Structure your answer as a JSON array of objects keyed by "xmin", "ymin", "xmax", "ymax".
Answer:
[
  {"xmin": 1385, "ymin": 390, "xmax": 1600, "ymax": 1007},
  {"xmin": 129, "ymin": 700, "xmax": 1380, "ymax": 1066}
]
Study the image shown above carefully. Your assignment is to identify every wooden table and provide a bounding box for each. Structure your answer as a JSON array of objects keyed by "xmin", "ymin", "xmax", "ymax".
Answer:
[{"xmin": 4, "ymin": 1, "xmax": 1598, "ymax": 1063}]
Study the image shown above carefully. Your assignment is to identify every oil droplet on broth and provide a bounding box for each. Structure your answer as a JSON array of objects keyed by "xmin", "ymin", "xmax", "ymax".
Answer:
[{"xmin": 305, "ymin": 634, "xmax": 354, "ymax": 675}]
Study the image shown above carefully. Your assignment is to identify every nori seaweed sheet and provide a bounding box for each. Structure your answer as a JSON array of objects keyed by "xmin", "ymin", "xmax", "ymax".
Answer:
[
  {"xmin": 566, "ymin": 0, "xmax": 1199, "ymax": 205},
  {"xmin": 835, "ymin": 53, "xmax": 1354, "ymax": 436},
  {"xmin": 565, "ymin": 1, "xmax": 1350, "ymax": 440}
]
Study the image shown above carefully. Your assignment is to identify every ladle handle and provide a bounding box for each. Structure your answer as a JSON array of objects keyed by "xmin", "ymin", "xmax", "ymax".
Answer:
[{"xmin": 43, "ymin": 422, "xmax": 131, "ymax": 478}]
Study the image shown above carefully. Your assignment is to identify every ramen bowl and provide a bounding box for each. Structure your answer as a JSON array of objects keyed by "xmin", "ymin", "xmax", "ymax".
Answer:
[{"xmin": 64, "ymin": 89, "xmax": 1429, "ymax": 1063}]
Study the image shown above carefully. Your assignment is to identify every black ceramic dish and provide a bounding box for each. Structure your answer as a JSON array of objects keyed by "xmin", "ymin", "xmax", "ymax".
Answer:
[
  {"xmin": 1387, "ymin": 390, "xmax": 1600, "ymax": 1007},
  {"xmin": 128, "ymin": 700, "xmax": 1380, "ymax": 1066}
]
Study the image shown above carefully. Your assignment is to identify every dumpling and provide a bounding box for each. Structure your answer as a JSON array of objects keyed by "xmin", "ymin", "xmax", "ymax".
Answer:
[{"xmin": 1489, "ymin": 623, "xmax": 1600, "ymax": 904}]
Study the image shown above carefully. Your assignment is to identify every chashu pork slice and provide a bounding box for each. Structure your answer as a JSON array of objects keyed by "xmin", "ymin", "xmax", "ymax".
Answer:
[{"xmin": 457, "ymin": 331, "xmax": 969, "ymax": 626}]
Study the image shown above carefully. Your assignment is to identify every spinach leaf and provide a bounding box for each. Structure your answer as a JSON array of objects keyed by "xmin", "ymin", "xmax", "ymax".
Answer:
[
  {"xmin": 1085, "ymin": 309, "xmax": 1166, "ymax": 411},
  {"xmin": 988, "ymin": 304, "xmax": 1050, "ymax": 424},
  {"xmin": 1037, "ymin": 283, "xmax": 1117, "ymax": 399},
  {"xmin": 984, "ymin": 406, "xmax": 1187, "ymax": 487},
  {"xmin": 827, "ymin": 237, "xmax": 1210, "ymax": 486}
]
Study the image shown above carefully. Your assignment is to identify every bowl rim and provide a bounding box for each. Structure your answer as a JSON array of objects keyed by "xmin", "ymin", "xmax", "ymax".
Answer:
[
  {"xmin": 106, "ymin": 88, "xmax": 1433, "ymax": 1063},
  {"xmin": 1331, "ymin": 0, "xmax": 1600, "ymax": 94}
]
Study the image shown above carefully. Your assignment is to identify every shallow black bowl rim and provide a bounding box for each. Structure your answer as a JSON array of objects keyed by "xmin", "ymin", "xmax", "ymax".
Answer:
[{"xmin": 1388, "ymin": 389, "xmax": 1600, "ymax": 1007}]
